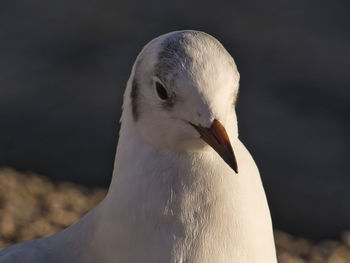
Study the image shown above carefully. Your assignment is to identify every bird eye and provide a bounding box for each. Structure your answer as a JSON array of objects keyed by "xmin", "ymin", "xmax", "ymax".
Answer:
[{"xmin": 155, "ymin": 81, "xmax": 168, "ymax": 100}]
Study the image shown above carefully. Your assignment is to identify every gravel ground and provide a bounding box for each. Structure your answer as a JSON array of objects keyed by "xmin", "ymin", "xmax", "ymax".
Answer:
[{"xmin": 1, "ymin": 167, "xmax": 350, "ymax": 262}]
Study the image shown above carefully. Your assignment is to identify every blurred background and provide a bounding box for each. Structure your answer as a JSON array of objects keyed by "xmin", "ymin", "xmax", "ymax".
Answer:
[{"xmin": 0, "ymin": 0, "xmax": 349, "ymax": 256}]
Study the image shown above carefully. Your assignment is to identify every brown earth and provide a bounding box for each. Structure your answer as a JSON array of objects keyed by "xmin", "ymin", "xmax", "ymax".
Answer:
[{"xmin": 0, "ymin": 167, "xmax": 349, "ymax": 263}]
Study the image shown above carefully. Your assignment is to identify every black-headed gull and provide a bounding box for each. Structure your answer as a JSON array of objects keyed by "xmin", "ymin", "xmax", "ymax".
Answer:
[{"xmin": 0, "ymin": 30, "xmax": 277, "ymax": 263}]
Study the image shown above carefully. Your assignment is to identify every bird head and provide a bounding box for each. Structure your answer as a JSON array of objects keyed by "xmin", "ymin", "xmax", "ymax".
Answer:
[{"xmin": 123, "ymin": 30, "xmax": 240, "ymax": 173}]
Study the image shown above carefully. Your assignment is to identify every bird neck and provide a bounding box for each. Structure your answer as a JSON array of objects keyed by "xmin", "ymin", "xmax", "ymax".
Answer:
[
  {"xmin": 103, "ymin": 98, "xmax": 241, "ymax": 225},
  {"xmin": 85, "ymin": 109, "xmax": 276, "ymax": 262}
]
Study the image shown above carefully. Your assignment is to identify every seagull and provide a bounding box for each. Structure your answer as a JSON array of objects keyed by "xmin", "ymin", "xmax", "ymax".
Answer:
[{"xmin": 0, "ymin": 30, "xmax": 277, "ymax": 262}]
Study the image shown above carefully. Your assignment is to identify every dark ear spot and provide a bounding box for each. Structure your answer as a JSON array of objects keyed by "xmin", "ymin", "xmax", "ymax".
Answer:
[
  {"xmin": 131, "ymin": 77, "xmax": 139, "ymax": 121},
  {"xmin": 232, "ymin": 89, "xmax": 239, "ymax": 106}
]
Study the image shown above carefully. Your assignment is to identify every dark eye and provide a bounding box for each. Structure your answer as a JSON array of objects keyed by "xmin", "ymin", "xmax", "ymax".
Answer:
[{"xmin": 155, "ymin": 81, "xmax": 168, "ymax": 100}]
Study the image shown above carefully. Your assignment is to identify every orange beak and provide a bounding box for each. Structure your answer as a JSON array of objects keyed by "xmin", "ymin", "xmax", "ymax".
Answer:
[{"xmin": 190, "ymin": 119, "xmax": 238, "ymax": 174}]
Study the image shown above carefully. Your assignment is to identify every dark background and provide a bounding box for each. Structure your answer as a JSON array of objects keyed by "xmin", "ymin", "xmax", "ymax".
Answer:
[{"xmin": 0, "ymin": 0, "xmax": 349, "ymax": 239}]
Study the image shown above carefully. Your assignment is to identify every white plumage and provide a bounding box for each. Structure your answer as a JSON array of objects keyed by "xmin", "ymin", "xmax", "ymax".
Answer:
[{"xmin": 0, "ymin": 30, "xmax": 277, "ymax": 262}]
